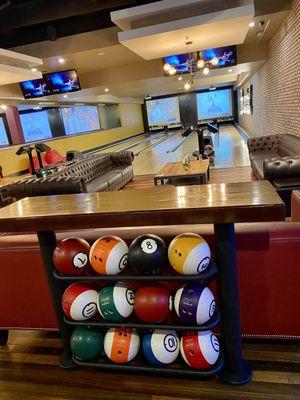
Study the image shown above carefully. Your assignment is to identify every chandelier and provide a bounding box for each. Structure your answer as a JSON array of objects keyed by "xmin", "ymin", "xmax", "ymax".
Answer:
[{"xmin": 163, "ymin": 37, "xmax": 219, "ymax": 90}]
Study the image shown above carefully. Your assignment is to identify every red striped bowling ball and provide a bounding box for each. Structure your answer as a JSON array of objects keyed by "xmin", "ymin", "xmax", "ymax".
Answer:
[
  {"xmin": 180, "ymin": 330, "xmax": 220, "ymax": 369},
  {"xmin": 53, "ymin": 237, "xmax": 90, "ymax": 275},
  {"xmin": 62, "ymin": 283, "xmax": 98, "ymax": 321}
]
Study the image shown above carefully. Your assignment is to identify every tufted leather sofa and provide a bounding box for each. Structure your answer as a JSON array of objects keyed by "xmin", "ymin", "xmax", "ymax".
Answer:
[
  {"xmin": 247, "ymin": 134, "xmax": 300, "ymax": 180},
  {"xmin": 247, "ymin": 134, "xmax": 300, "ymax": 215},
  {"xmin": 56, "ymin": 151, "xmax": 134, "ymax": 192},
  {"xmin": 1, "ymin": 151, "xmax": 134, "ymax": 204}
]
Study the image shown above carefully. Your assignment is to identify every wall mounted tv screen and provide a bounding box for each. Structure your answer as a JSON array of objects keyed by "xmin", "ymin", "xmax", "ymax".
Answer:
[
  {"xmin": 163, "ymin": 45, "xmax": 237, "ymax": 75},
  {"xmin": 19, "ymin": 69, "xmax": 81, "ymax": 99},
  {"xmin": 48, "ymin": 69, "xmax": 81, "ymax": 95},
  {"xmin": 146, "ymin": 97, "xmax": 180, "ymax": 126},
  {"xmin": 19, "ymin": 78, "xmax": 52, "ymax": 99},
  {"xmin": 0, "ymin": 117, "xmax": 9, "ymax": 145},
  {"xmin": 197, "ymin": 89, "xmax": 233, "ymax": 120},
  {"xmin": 19, "ymin": 110, "xmax": 53, "ymax": 142},
  {"xmin": 61, "ymin": 106, "xmax": 101, "ymax": 135}
]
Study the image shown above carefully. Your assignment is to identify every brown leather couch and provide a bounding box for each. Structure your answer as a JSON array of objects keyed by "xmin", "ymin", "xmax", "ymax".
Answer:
[
  {"xmin": 247, "ymin": 134, "xmax": 300, "ymax": 214},
  {"xmin": 0, "ymin": 191, "xmax": 300, "ymax": 340},
  {"xmin": 1, "ymin": 151, "xmax": 134, "ymax": 204}
]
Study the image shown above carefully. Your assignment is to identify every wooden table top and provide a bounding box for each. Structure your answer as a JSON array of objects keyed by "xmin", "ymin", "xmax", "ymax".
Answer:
[
  {"xmin": 155, "ymin": 160, "xmax": 209, "ymax": 178},
  {"xmin": 0, "ymin": 181, "xmax": 284, "ymax": 232}
]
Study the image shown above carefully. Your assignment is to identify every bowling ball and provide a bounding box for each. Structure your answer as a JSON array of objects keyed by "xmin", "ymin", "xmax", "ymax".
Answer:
[
  {"xmin": 180, "ymin": 330, "xmax": 220, "ymax": 369},
  {"xmin": 71, "ymin": 326, "xmax": 104, "ymax": 361},
  {"xmin": 53, "ymin": 237, "xmax": 90, "ymax": 275},
  {"xmin": 104, "ymin": 328, "xmax": 140, "ymax": 364},
  {"xmin": 62, "ymin": 283, "xmax": 98, "ymax": 321},
  {"xmin": 135, "ymin": 286, "xmax": 172, "ymax": 323},
  {"xmin": 174, "ymin": 282, "xmax": 216, "ymax": 325},
  {"xmin": 128, "ymin": 234, "xmax": 167, "ymax": 275},
  {"xmin": 168, "ymin": 233, "xmax": 211, "ymax": 275},
  {"xmin": 143, "ymin": 329, "xmax": 179, "ymax": 366},
  {"xmin": 89, "ymin": 235, "xmax": 128, "ymax": 275},
  {"xmin": 97, "ymin": 282, "xmax": 134, "ymax": 322}
]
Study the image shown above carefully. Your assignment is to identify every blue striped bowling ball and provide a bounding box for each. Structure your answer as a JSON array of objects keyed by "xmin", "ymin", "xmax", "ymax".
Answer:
[
  {"xmin": 174, "ymin": 282, "xmax": 216, "ymax": 325},
  {"xmin": 142, "ymin": 329, "xmax": 179, "ymax": 366}
]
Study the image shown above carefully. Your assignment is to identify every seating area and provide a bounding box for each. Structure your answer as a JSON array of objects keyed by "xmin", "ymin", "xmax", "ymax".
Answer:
[
  {"xmin": 248, "ymin": 134, "xmax": 300, "ymax": 214},
  {"xmin": 0, "ymin": 151, "xmax": 134, "ymax": 204}
]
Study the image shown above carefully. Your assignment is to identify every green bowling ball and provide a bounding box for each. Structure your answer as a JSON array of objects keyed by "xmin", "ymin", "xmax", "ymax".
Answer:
[{"xmin": 70, "ymin": 327, "xmax": 104, "ymax": 361}]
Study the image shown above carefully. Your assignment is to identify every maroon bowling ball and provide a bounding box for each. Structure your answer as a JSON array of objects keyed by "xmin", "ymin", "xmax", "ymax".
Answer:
[
  {"xmin": 135, "ymin": 286, "xmax": 172, "ymax": 323},
  {"xmin": 53, "ymin": 237, "xmax": 90, "ymax": 275}
]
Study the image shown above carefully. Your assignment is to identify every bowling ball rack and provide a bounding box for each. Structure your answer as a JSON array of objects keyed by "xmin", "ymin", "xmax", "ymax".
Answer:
[
  {"xmin": 54, "ymin": 261, "xmax": 224, "ymax": 378},
  {"xmin": 1, "ymin": 182, "xmax": 281, "ymax": 386}
]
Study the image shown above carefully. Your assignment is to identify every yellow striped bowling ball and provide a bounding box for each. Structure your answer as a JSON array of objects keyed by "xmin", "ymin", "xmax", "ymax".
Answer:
[{"xmin": 168, "ymin": 233, "xmax": 211, "ymax": 275}]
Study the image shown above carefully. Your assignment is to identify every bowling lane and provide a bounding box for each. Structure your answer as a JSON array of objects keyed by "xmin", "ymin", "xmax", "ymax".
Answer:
[
  {"xmin": 132, "ymin": 125, "xmax": 250, "ymax": 175},
  {"xmin": 133, "ymin": 130, "xmax": 189, "ymax": 175},
  {"xmin": 98, "ymin": 133, "xmax": 149, "ymax": 153}
]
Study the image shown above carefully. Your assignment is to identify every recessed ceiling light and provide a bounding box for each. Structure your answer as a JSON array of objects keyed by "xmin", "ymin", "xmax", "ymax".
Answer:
[
  {"xmin": 178, "ymin": 76, "xmax": 183, "ymax": 81},
  {"xmin": 249, "ymin": 21, "xmax": 255, "ymax": 28},
  {"xmin": 97, "ymin": 52, "xmax": 105, "ymax": 56},
  {"xmin": 228, "ymin": 69, "xmax": 233, "ymax": 73},
  {"xmin": 58, "ymin": 57, "xmax": 65, "ymax": 64},
  {"xmin": 104, "ymin": 88, "xmax": 109, "ymax": 92},
  {"xmin": 31, "ymin": 67, "xmax": 38, "ymax": 72},
  {"xmin": 63, "ymin": 94, "xmax": 68, "ymax": 98}
]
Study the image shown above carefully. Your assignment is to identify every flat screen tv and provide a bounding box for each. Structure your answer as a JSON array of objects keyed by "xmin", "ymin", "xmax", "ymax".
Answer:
[
  {"xmin": 61, "ymin": 106, "xmax": 101, "ymax": 135},
  {"xmin": 146, "ymin": 97, "xmax": 180, "ymax": 126},
  {"xmin": 196, "ymin": 89, "xmax": 233, "ymax": 120},
  {"xmin": 163, "ymin": 45, "xmax": 237, "ymax": 75},
  {"xmin": 0, "ymin": 117, "xmax": 9, "ymax": 145},
  {"xmin": 19, "ymin": 77, "xmax": 52, "ymax": 99},
  {"xmin": 48, "ymin": 69, "xmax": 81, "ymax": 95},
  {"xmin": 19, "ymin": 110, "xmax": 53, "ymax": 142}
]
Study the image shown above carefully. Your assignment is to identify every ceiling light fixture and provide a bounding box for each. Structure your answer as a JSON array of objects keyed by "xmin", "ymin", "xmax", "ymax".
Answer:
[
  {"xmin": 0, "ymin": 104, "xmax": 7, "ymax": 110},
  {"xmin": 168, "ymin": 66, "xmax": 176, "ymax": 75},
  {"xmin": 228, "ymin": 68, "xmax": 233, "ymax": 73},
  {"xmin": 58, "ymin": 57, "xmax": 65, "ymax": 64},
  {"xmin": 104, "ymin": 88, "xmax": 109, "ymax": 92},
  {"xmin": 97, "ymin": 52, "xmax": 105, "ymax": 56},
  {"xmin": 31, "ymin": 67, "xmax": 38, "ymax": 72},
  {"xmin": 249, "ymin": 21, "xmax": 255, "ymax": 28},
  {"xmin": 210, "ymin": 57, "xmax": 219, "ymax": 66},
  {"xmin": 197, "ymin": 59, "xmax": 205, "ymax": 69},
  {"xmin": 63, "ymin": 94, "xmax": 68, "ymax": 98},
  {"xmin": 163, "ymin": 37, "xmax": 219, "ymax": 90},
  {"xmin": 163, "ymin": 63, "xmax": 171, "ymax": 72}
]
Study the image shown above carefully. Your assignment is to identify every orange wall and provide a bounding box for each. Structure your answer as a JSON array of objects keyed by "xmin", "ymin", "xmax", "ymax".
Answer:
[{"xmin": 0, "ymin": 103, "xmax": 144, "ymax": 176}]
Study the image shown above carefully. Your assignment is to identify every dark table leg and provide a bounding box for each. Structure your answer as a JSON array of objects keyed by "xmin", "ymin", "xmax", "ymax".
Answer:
[
  {"xmin": 214, "ymin": 223, "xmax": 252, "ymax": 385},
  {"xmin": 207, "ymin": 166, "xmax": 210, "ymax": 181},
  {"xmin": 37, "ymin": 231, "xmax": 75, "ymax": 369}
]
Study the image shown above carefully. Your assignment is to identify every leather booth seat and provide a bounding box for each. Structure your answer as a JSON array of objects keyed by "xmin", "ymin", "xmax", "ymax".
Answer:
[
  {"xmin": 247, "ymin": 134, "xmax": 300, "ymax": 215},
  {"xmin": 1, "ymin": 192, "xmax": 300, "ymax": 338},
  {"xmin": 247, "ymin": 134, "xmax": 300, "ymax": 180}
]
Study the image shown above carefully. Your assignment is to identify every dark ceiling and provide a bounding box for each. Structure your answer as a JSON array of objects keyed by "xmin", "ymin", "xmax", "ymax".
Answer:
[{"xmin": 0, "ymin": 0, "xmax": 161, "ymax": 49}]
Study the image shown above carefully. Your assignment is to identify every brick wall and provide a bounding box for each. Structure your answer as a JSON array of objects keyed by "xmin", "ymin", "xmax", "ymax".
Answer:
[{"xmin": 238, "ymin": 0, "xmax": 300, "ymax": 137}]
